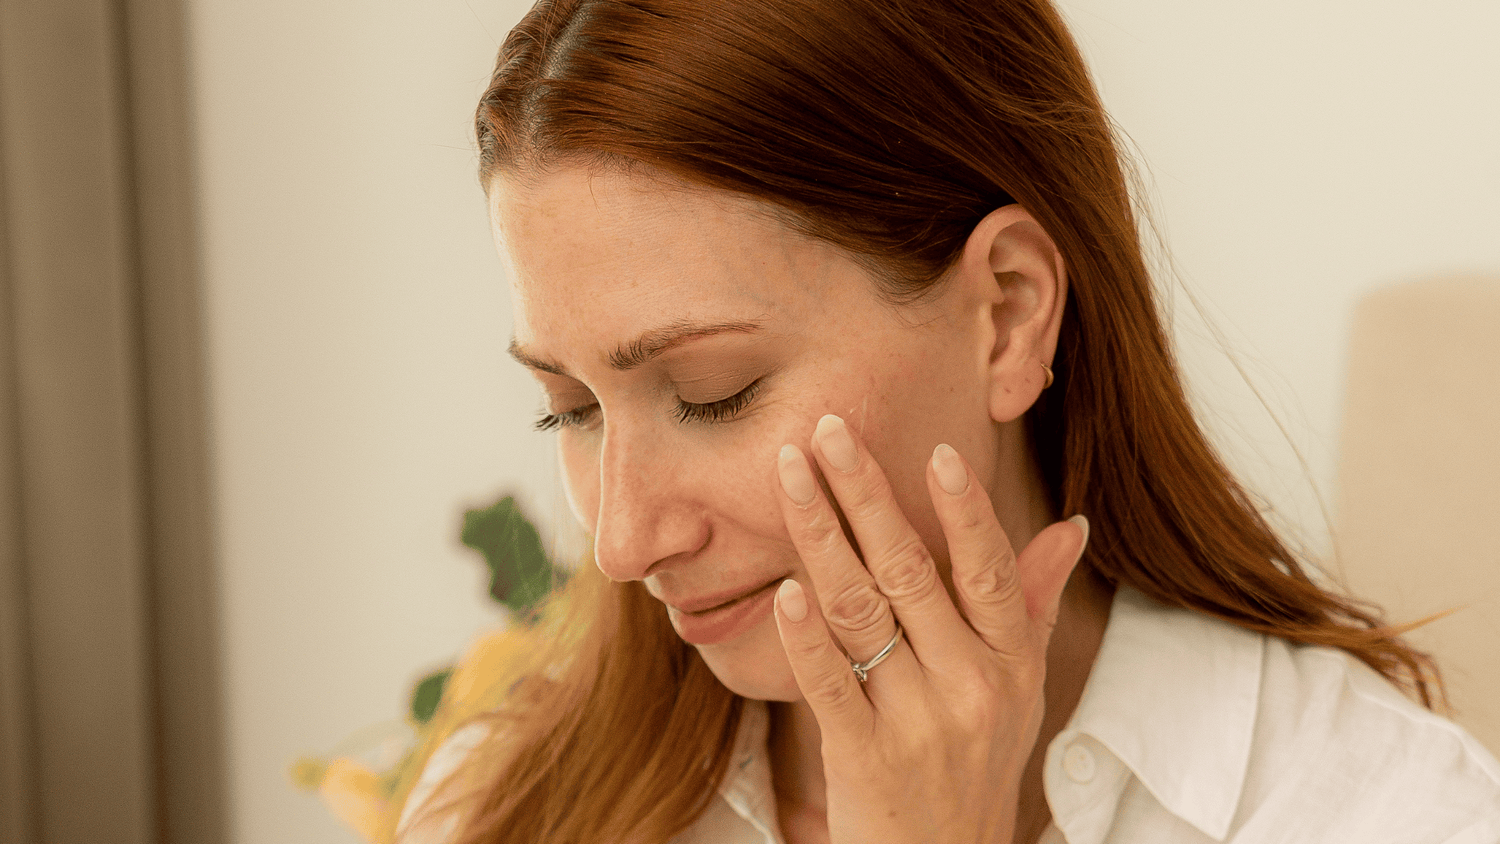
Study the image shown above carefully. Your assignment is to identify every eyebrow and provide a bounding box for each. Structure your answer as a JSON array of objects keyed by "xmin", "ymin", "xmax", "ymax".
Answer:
[{"xmin": 507, "ymin": 319, "xmax": 764, "ymax": 376}]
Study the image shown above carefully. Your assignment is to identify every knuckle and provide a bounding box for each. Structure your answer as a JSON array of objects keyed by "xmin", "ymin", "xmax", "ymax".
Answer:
[
  {"xmin": 836, "ymin": 471, "xmax": 890, "ymax": 518},
  {"xmin": 787, "ymin": 638, "xmax": 862, "ymax": 708},
  {"xmin": 809, "ymin": 666, "xmax": 862, "ymax": 710},
  {"xmin": 824, "ymin": 581, "xmax": 891, "ymax": 637},
  {"xmin": 990, "ymin": 631, "xmax": 1045, "ymax": 678},
  {"xmin": 950, "ymin": 500, "xmax": 991, "ymax": 534},
  {"xmin": 950, "ymin": 663, "xmax": 1026, "ymax": 728},
  {"xmin": 959, "ymin": 547, "xmax": 1020, "ymax": 604},
  {"xmin": 877, "ymin": 539, "xmax": 940, "ymax": 601},
  {"xmin": 949, "ymin": 685, "xmax": 998, "ymax": 731},
  {"xmin": 787, "ymin": 627, "xmax": 837, "ymax": 664},
  {"xmin": 892, "ymin": 719, "xmax": 939, "ymax": 757},
  {"xmin": 800, "ymin": 507, "xmax": 846, "ymax": 554}
]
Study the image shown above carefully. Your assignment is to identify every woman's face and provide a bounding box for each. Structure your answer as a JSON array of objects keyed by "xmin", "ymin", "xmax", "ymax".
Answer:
[{"xmin": 491, "ymin": 166, "xmax": 1004, "ymax": 701}]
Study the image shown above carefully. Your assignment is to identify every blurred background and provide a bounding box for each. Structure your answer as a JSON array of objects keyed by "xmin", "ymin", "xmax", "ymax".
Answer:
[{"xmin": 0, "ymin": 0, "xmax": 1495, "ymax": 842}]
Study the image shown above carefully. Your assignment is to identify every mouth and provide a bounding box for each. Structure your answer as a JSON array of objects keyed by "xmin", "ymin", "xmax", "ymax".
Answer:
[{"xmin": 664, "ymin": 580, "xmax": 782, "ymax": 646}]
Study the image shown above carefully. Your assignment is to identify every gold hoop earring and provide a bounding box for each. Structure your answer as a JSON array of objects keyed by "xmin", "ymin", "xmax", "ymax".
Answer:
[{"xmin": 1041, "ymin": 362, "xmax": 1055, "ymax": 390}]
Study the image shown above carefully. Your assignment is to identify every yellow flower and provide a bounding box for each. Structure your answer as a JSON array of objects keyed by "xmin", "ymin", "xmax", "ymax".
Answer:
[
  {"xmin": 288, "ymin": 756, "xmax": 329, "ymax": 791},
  {"xmin": 441, "ymin": 626, "xmax": 536, "ymax": 718},
  {"xmin": 319, "ymin": 758, "xmax": 391, "ymax": 843}
]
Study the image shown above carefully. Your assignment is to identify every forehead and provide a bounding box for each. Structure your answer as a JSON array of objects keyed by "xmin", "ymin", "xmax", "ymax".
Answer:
[{"xmin": 489, "ymin": 166, "xmax": 856, "ymax": 351}]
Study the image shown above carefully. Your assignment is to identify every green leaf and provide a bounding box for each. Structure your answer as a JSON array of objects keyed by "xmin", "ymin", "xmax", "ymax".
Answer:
[
  {"xmin": 410, "ymin": 667, "xmax": 453, "ymax": 725},
  {"xmin": 460, "ymin": 495, "xmax": 561, "ymax": 615}
]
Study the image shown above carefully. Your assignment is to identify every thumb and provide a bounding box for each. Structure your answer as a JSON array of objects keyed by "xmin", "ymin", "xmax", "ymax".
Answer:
[{"xmin": 1016, "ymin": 515, "xmax": 1089, "ymax": 629}]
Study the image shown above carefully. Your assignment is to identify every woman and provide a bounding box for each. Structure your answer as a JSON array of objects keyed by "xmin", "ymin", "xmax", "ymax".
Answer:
[{"xmin": 397, "ymin": 0, "xmax": 1500, "ymax": 841}]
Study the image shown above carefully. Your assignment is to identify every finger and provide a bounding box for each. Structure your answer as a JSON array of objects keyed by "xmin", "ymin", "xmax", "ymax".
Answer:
[
  {"xmin": 926, "ymin": 443, "xmax": 1028, "ymax": 655},
  {"xmin": 774, "ymin": 578, "xmax": 875, "ymax": 743},
  {"xmin": 807, "ymin": 415, "xmax": 971, "ymax": 663},
  {"xmin": 927, "ymin": 443, "xmax": 1090, "ymax": 653},
  {"xmin": 1016, "ymin": 515, "xmax": 1090, "ymax": 633},
  {"xmin": 777, "ymin": 443, "xmax": 906, "ymax": 669}
]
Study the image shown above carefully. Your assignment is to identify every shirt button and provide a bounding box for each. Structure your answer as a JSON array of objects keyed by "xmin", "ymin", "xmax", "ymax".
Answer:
[{"xmin": 1063, "ymin": 742, "xmax": 1096, "ymax": 784}]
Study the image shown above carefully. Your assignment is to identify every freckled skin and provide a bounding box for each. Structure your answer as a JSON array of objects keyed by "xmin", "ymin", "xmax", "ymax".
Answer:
[
  {"xmin": 491, "ymin": 166, "xmax": 1012, "ymax": 702},
  {"xmin": 492, "ymin": 165, "xmax": 1120, "ymax": 844}
]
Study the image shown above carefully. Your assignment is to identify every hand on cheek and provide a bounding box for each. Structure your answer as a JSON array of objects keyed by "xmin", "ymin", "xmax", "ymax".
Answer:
[{"xmin": 773, "ymin": 414, "xmax": 1089, "ymax": 844}]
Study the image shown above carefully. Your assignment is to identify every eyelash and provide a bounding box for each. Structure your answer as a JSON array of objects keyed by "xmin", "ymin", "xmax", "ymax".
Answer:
[{"xmin": 534, "ymin": 379, "xmax": 764, "ymax": 432}]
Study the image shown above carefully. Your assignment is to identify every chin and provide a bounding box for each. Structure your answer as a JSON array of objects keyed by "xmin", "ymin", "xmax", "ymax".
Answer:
[{"xmin": 693, "ymin": 614, "xmax": 803, "ymax": 702}]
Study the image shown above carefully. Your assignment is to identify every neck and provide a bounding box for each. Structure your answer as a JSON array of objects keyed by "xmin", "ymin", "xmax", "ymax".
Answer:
[
  {"xmin": 767, "ymin": 567, "xmax": 1113, "ymax": 844},
  {"xmin": 768, "ymin": 697, "xmax": 828, "ymax": 842}
]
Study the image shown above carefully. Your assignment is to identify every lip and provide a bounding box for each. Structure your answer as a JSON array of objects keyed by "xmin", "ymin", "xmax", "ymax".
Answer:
[{"xmin": 665, "ymin": 580, "xmax": 781, "ymax": 646}]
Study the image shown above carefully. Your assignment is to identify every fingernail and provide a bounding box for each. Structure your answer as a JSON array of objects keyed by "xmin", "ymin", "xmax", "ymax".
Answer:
[
  {"xmin": 1067, "ymin": 514, "xmax": 1090, "ymax": 562},
  {"xmin": 814, "ymin": 414, "xmax": 858, "ymax": 472},
  {"xmin": 778, "ymin": 444, "xmax": 818, "ymax": 505},
  {"xmin": 931, "ymin": 443, "xmax": 969, "ymax": 495},
  {"xmin": 778, "ymin": 579, "xmax": 808, "ymax": 622}
]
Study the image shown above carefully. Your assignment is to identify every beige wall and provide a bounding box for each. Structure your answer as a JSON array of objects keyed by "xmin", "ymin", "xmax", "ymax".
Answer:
[
  {"xmin": 181, "ymin": 1, "xmax": 1500, "ymax": 842},
  {"xmin": 186, "ymin": 1, "xmax": 551, "ymax": 841},
  {"xmin": 1063, "ymin": 0, "xmax": 1500, "ymax": 556}
]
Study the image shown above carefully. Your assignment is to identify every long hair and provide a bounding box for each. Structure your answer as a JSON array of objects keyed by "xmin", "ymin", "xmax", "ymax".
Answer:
[{"xmin": 417, "ymin": 0, "xmax": 1441, "ymax": 840}]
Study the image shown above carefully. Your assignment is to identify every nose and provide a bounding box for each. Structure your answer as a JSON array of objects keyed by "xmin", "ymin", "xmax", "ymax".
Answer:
[{"xmin": 591, "ymin": 426, "xmax": 709, "ymax": 582}]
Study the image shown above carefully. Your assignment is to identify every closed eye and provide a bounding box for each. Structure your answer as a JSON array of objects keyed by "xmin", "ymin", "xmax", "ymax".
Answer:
[
  {"xmin": 534, "ymin": 379, "xmax": 764, "ymax": 432},
  {"xmin": 534, "ymin": 403, "xmax": 599, "ymax": 432},
  {"xmin": 672, "ymin": 378, "xmax": 763, "ymax": 424}
]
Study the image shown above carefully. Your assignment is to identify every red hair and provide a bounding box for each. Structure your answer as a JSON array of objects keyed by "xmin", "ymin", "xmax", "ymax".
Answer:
[{"xmin": 406, "ymin": 1, "xmax": 1440, "ymax": 841}]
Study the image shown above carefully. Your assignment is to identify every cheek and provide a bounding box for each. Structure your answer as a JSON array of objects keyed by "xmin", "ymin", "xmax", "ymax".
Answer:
[
  {"xmin": 671, "ymin": 428, "xmax": 790, "ymax": 543},
  {"xmin": 847, "ymin": 375, "xmax": 989, "ymax": 572}
]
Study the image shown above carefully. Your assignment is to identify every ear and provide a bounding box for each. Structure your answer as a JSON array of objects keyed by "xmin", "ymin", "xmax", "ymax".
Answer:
[{"xmin": 954, "ymin": 205, "xmax": 1068, "ymax": 423}]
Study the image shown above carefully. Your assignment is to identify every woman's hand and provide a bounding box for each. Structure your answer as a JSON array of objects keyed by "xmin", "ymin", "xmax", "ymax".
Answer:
[{"xmin": 772, "ymin": 414, "xmax": 1089, "ymax": 844}]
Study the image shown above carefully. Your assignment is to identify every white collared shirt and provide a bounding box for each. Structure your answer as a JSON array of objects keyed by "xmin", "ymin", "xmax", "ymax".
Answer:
[
  {"xmin": 401, "ymin": 588, "xmax": 1500, "ymax": 843},
  {"xmin": 678, "ymin": 588, "xmax": 1500, "ymax": 843}
]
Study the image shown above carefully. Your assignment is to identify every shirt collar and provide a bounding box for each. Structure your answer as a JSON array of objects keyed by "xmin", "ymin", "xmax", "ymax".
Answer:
[
  {"xmin": 1048, "ymin": 586, "xmax": 1264, "ymax": 842},
  {"xmin": 717, "ymin": 698, "xmax": 783, "ymax": 843},
  {"xmin": 713, "ymin": 588, "xmax": 1265, "ymax": 844}
]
